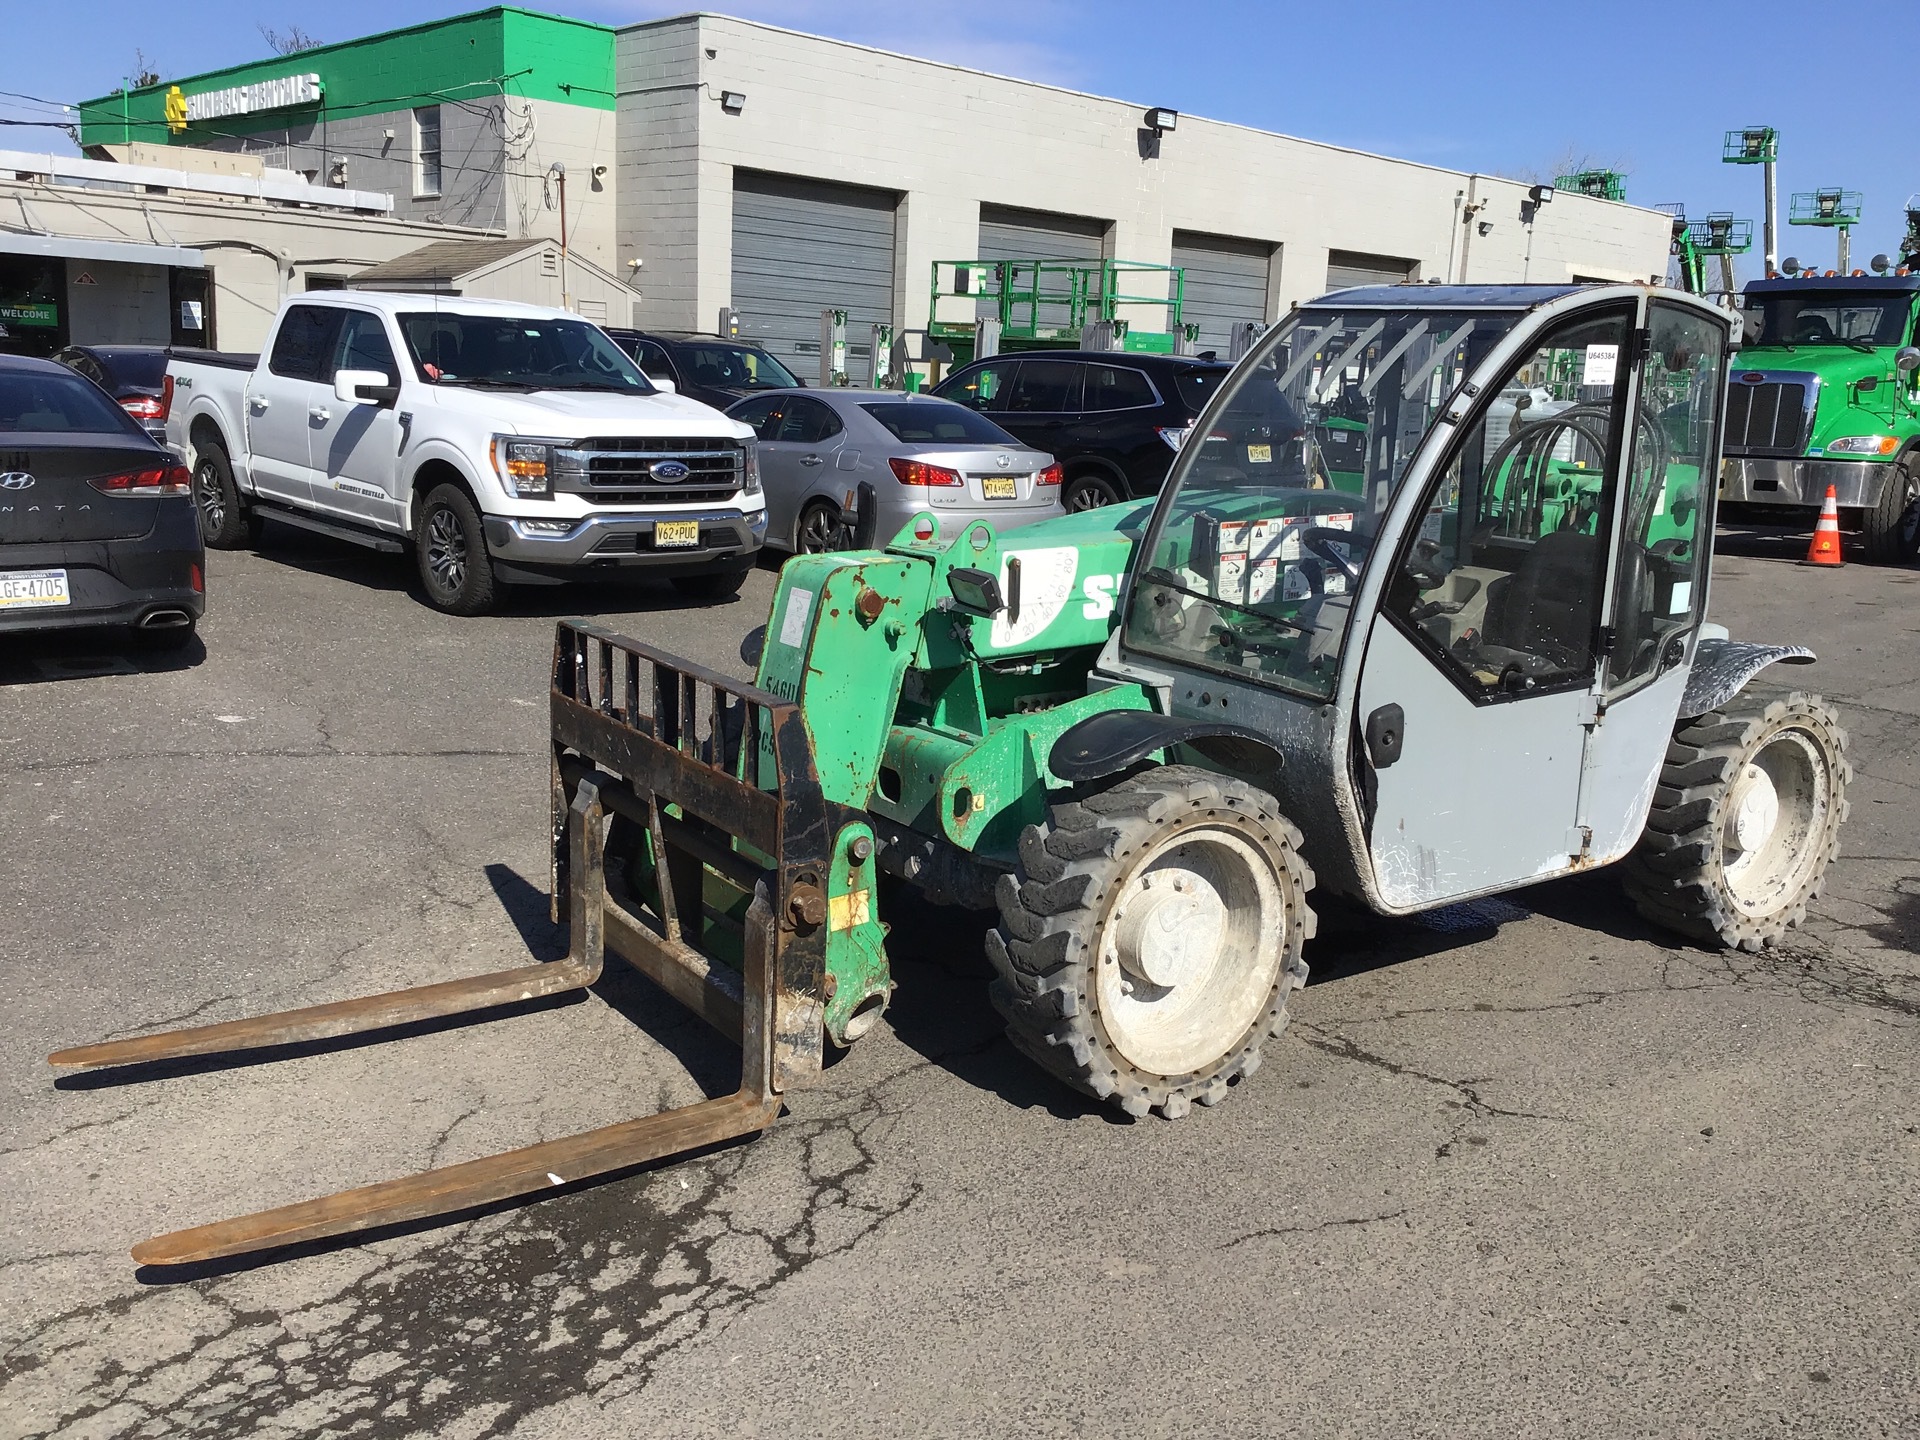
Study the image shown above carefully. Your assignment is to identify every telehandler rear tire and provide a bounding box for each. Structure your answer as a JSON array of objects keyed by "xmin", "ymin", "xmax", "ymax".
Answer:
[
  {"xmin": 987, "ymin": 766, "xmax": 1315, "ymax": 1119},
  {"xmin": 1623, "ymin": 691, "xmax": 1850, "ymax": 952}
]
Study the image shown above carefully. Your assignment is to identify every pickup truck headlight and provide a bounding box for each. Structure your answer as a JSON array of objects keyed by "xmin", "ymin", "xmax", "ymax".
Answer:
[
  {"xmin": 1825, "ymin": 434, "xmax": 1899, "ymax": 456},
  {"xmin": 491, "ymin": 436, "xmax": 572, "ymax": 498},
  {"xmin": 742, "ymin": 439, "xmax": 762, "ymax": 497}
]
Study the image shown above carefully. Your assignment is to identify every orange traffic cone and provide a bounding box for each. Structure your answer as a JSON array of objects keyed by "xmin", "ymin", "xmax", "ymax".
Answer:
[{"xmin": 1802, "ymin": 484, "xmax": 1845, "ymax": 567}]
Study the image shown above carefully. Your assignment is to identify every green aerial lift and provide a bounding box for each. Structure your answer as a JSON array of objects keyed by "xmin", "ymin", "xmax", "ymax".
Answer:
[
  {"xmin": 54, "ymin": 284, "xmax": 1851, "ymax": 1267},
  {"xmin": 928, "ymin": 257, "xmax": 1194, "ymax": 366}
]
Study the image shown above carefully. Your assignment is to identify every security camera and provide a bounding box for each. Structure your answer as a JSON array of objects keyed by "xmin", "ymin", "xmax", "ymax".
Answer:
[{"xmin": 592, "ymin": 164, "xmax": 608, "ymax": 180}]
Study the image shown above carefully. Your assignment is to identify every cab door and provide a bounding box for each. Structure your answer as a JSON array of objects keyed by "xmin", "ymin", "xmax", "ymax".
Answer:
[
  {"xmin": 1356, "ymin": 301, "xmax": 1637, "ymax": 910},
  {"xmin": 309, "ymin": 308, "xmax": 405, "ymax": 530},
  {"xmin": 246, "ymin": 304, "xmax": 340, "ymax": 507},
  {"xmin": 1575, "ymin": 300, "xmax": 1729, "ymax": 862}
]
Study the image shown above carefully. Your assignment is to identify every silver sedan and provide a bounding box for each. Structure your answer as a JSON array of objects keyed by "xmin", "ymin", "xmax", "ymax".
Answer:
[{"xmin": 726, "ymin": 389, "xmax": 1063, "ymax": 553}]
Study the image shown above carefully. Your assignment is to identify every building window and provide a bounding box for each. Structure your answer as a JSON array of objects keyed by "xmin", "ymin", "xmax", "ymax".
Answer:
[{"xmin": 414, "ymin": 106, "xmax": 442, "ymax": 198}]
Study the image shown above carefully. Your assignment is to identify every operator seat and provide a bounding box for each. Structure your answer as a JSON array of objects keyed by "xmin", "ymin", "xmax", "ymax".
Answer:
[{"xmin": 1481, "ymin": 528, "xmax": 1600, "ymax": 671}]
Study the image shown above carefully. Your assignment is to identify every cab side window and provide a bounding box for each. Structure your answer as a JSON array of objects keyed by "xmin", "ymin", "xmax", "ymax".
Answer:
[
  {"xmin": 1383, "ymin": 305, "xmax": 1632, "ymax": 699},
  {"xmin": 269, "ymin": 305, "xmax": 345, "ymax": 382},
  {"xmin": 332, "ymin": 311, "xmax": 398, "ymax": 382},
  {"xmin": 1606, "ymin": 304, "xmax": 1726, "ymax": 692}
]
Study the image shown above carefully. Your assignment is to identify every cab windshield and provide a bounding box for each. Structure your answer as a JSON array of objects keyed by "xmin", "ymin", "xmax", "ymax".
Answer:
[
  {"xmin": 1122, "ymin": 305, "xmax": 1519, "ymax": 701},
  {"xmin": 1744, "ymin": 292, "xmax": 1910, "ymax": 349}
]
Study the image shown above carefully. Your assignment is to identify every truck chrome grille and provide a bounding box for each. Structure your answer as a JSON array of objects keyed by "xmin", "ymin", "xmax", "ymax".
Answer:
[
  {"xmin": 565, "ymin": 438, "xmax": 742, "ymax": 493},
  {"xmin": 1724, "ymin": 379, "xmax": 1812, "ymax": 456}
]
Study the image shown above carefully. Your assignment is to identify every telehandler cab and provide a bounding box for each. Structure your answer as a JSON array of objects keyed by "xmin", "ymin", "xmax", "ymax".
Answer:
[{"xmin": 54, "ymin": 284, "xmax": 1851, "ymax": 1265}]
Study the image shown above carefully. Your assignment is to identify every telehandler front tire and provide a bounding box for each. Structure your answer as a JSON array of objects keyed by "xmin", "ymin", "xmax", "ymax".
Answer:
[
  {"xmin": 1623, "ymin": 691, "xmax": 1850, "ymax": 952},
  {"xmin": 987, "ymin": 766, "xmax": 1315, "ymax": 1120}
]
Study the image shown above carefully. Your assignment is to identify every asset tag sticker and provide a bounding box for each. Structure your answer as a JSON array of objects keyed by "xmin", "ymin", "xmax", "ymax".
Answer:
[
  {"xmin": 1581, "ymin": 343, "xmax": 1619, "ymax": 386},
  {"xmin": 779, "ymin": 587, "xmax": 815, "ymax": 648}
]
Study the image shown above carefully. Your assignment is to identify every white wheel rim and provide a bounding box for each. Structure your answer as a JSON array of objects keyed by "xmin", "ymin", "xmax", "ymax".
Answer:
[
  {"xmin": 1722, "ymin": 728, "xmax": 1829, "ymax": 915},
  {"xmin": 1095, "ymin": 824, "xmax": 1286, "ymax": 1076}
]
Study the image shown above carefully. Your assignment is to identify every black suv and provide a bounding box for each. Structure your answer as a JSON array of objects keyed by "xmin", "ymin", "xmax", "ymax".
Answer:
[
  {"xmin": 932, "ymin": 350, "xmax": 1231, "ymax": 510},
  {"xmin": 604, "ymin": 329, "xmax": 804, "ymax": 411}
]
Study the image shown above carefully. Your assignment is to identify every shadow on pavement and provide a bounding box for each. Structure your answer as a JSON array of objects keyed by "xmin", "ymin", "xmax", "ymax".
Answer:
[{"xmin": 0, "ymin": 627, "xmax": 206, "ymax": 686}]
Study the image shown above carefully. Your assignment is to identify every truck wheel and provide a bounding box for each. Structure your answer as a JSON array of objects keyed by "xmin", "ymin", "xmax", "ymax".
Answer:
[
  {"xmin": 987, "ymin": 765, "xmax": 1315, "ymax": 1119},
  {"xmin": 415, "ymin": 483, "xmax": 498, "ymax": 616},
  {"xmin": 670, "ymin": 563, "xmax": 750, "ymax": 601},
  {"xmin": 1623, "ymin": 691, "xmax": 1850, "ymax": 952},
  {"xmin": 1859, "ymin": 460, "xmax": 1920, "ymax": 564},
  {"xmin": 192, "ymin": 440, "xmax": 253, "ymax": 550}
]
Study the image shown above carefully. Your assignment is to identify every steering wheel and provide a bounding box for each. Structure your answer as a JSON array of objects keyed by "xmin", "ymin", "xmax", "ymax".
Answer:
[
  {"xmin": 1301, "ymin": 525, "xmax": 1367, "ymax": 586},
  {"xmin": 1403, "ymin": 537, "xmax": 1449, "ymax": 589}
]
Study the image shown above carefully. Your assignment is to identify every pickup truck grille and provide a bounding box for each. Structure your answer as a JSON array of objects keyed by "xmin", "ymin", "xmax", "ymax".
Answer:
[
  {"xmin": 1724, "ymin": 378, "xmax": 1812, "ymax": 456},
  {"xmin": 566, "ymin": 438, "xmax": 742, "ymax": 492}
]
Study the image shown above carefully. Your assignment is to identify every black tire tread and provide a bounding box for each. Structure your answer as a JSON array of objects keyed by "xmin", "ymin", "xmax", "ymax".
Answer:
[
  {"xmin": 415, "ymin": 483, "xmax": 497, "ymax": 616},
  {"xmin": 1623, "ymin": 691, "xmax": 1851, "ymax": 952},
  {"xmin": 987, "ymin": 765, "xmax": 1316, "ymax": 1119},
  {"xmin": 1859, "ymin": 458, "xmax": 1919, "ymax": 565},
  {"xmin": 193, "ymin": 440, "xmax": 251, "ymax": 550}
]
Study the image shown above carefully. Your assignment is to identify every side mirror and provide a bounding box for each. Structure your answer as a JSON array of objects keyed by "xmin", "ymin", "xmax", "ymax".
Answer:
[
  {"xmin": 334, "ymin": 369, "xmax": 397, "ymax": 407},
  {"xmin": 648, "ymin": 373, "xmax": 677, "ymax": 394},
  {"xmin": 1897, "ymin": 348, "xmax": 1920, "ymax": 374}
]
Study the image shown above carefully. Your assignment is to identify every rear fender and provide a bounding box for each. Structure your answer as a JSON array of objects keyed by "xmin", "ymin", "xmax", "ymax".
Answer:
[{"xmin": 1680, "ymin": 635, "xmax": 1815, "ymax": 719}]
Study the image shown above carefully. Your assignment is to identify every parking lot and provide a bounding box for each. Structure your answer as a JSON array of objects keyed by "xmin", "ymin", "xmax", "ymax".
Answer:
[{"xmin": 3, "ymin": 519, "xmax": 1918, "ymax": 1440}]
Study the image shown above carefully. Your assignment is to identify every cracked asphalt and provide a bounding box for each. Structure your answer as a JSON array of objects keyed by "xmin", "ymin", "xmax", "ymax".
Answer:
[{"xmin": 3, "ymin": 519, "xmax": 1918, "ymax": 1439}]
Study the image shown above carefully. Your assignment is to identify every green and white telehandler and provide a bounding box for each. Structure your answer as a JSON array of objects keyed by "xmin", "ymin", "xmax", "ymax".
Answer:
[{"xmin": 54, "ymin": 284, "xmax": 1852, "ymax": 1266}]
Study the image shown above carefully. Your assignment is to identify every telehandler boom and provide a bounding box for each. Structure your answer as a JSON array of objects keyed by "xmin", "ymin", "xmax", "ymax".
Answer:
[{"xmin": 54, "ymin": 284, "xmax": 1850, "ymax": 1264}]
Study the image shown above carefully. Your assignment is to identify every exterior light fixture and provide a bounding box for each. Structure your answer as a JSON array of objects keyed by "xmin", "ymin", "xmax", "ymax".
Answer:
[
  {"xmin": 1527, "ymin": 184, "xmax": 1554, "ymax": 205},
  {"xmin": 1145, "ymin": 107, "xmax": 1177, "ymax": 134},
  {"xmin": 720, "ymin": 90, "xmax": 746, "ymax": 114}
]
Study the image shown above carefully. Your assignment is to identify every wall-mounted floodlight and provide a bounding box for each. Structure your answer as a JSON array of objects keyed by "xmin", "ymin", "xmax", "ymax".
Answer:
[
  {"xmin": 720, "ymin": 90, "xmax": 746, "ymax": 114},
  {"xmin": 1145, "ymin": 107, "xmax": 1178, "ymax": 134},
  {"xmin": 1527, "ymin": 184, "xmax": 1554, "ymax": 206}
]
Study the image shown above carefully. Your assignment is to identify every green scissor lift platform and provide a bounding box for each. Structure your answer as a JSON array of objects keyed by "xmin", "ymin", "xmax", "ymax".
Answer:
[{"xmin": 928, "ymin": 256, "xmax": 1195, "ymax": 367}]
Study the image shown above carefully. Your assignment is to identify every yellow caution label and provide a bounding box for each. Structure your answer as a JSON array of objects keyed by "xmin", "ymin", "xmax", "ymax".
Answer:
[{"xmin": 829, "ymin": 888, "xmax": 871, "ymax": 932}]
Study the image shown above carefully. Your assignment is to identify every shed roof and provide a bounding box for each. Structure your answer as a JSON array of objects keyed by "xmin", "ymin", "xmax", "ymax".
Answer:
[{"xmin": 348, "ymin": 237, "xmax": 552, "ymax": 287}]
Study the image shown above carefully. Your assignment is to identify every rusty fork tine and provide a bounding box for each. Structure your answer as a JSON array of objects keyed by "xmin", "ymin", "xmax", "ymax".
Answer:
[{"xmin": 50, "ymin": 776, "xmax": 615, "ymax": 1075}]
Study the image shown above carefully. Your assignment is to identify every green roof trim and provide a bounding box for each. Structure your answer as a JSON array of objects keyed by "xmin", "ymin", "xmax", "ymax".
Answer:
[{"xmin": 78, "ymin": 6, "xmax": 613, "ymax": 148}]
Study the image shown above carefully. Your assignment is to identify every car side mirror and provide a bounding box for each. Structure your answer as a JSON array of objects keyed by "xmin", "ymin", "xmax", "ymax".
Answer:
[
  {"xmin": 1897, "ymin": 347, "xmax": 1920, "ymax": 374},
  {"xmin": 648, "ymin": 373, "xmax": 677, "ymax": 394},
  {"xmin": 334, "ymin": 369, "xmax": 397, "ymax": 407}
]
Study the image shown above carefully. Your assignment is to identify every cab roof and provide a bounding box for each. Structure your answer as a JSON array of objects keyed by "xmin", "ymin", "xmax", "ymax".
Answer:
[{"xmin": 1312, "ymin": 283, "xmax": 1594, "ymax": 310}]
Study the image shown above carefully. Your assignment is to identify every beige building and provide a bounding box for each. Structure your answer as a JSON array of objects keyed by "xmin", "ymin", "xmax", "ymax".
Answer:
[{"xmin": 615, "ymin": 15, "xmax": 1672, "ymax": 373}]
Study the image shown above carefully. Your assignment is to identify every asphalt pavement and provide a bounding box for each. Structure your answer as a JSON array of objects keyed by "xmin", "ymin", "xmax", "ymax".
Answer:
[{"xmin": 2, "ymin": 517, "xmax": 1916, "ymax": 1439}]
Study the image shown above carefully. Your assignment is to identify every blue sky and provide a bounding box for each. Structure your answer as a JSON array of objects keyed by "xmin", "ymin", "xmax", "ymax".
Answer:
[{"xmin": 4, "ymin": 1, "xmax": 1908, "ymax": 282}]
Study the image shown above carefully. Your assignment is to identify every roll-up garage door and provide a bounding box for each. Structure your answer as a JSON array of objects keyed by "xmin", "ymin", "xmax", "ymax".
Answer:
[
  {"xmin": 731, "ymin": 171, "xmax": 896, "ymax": 376},
  {"xmin": 1171, "ymin": 231, "xmax": 1272, "ymax": 352},
  {"xmin": 977, "ymin": 205, "xmax": 1108, "ymax": 329},
  {"xmin": 1324, "ymin": 249, "xmax": 1417, "ymax": 296}
]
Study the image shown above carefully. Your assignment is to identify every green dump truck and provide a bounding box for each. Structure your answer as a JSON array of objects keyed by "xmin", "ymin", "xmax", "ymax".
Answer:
[{"xmin": 1721, "ymin": 274, "xmax": 1920, "ymax": 561}]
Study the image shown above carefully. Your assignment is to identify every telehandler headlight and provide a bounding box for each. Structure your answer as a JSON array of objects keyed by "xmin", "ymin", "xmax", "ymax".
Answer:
[{"xmin": 1826, "ymin": 435, "xmax": 1899, "ymax": 455}]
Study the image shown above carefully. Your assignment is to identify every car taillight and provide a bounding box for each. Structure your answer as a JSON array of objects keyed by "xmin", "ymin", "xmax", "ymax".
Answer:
[
  {"xmin": 120, "ymin": 396, "xmax": 166, "ymax": 421},
  {"xmin": 1035, "ymin": 462, "xmax": 1063, "ymax": 486},
  {"xmin": 190, "ymin": 562, "xmax": 204, "ymax": 594},
  {"xmin": 889, "ymin": 456, "xmax": 964, "ymax": 487},
  {"xmin": 89, "ymin": 463, "xmax": 191, "ymax": 496}
]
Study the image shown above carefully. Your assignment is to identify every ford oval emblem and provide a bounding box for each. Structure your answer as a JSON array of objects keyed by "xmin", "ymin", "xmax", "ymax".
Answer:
[
  {"xmin": 650, "ymin": 460, "xmax": 692, "ymax": 482},
  {"xmin": 0, "ymin": 472, "xmax": 33, "ymax": 490}
]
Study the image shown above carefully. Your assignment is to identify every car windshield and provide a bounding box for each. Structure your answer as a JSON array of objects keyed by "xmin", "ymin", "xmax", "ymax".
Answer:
[
  {"xmin": 676, "ymin": 341, "xmax": 800, "ymax": 390},
  {"xmin": 1745, "ymin": 292, "xmax": 1910, "ymax": 349},
  {"xmin": 1122, "ymin": 305, "xmax": 1520, "ymax": 701},
  {"xmin": 0, "ymin": 370, "xmax": 143, "ymax": 433},
  {"xmin": 395, "ymin": 312, "xmax": 656, "ymax": 392},
  {"xmin": 860, "ymin": 402, "xmax": 1020, "ymax": 445}
]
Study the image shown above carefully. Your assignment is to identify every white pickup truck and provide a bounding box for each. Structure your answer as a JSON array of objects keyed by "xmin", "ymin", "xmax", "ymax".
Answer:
[{"xmin": 166, "ymin": 292, "xmax": 766, "ymax": 613}]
